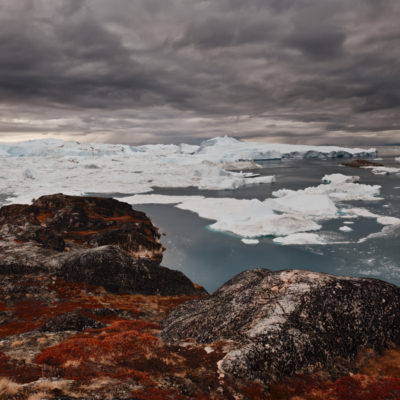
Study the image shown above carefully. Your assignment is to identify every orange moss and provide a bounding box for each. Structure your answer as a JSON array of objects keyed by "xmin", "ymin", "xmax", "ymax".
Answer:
[
  {"xmin": 36, "ymin": 320, "xmax": 162, "ymax": 380},
  {"xmin": 360, "ymin": 347, "xmax": 400, "ymax": 378},
  {"xmin": 35, "ymin": 212, "xmax": 51, "ymax": 222},
  {"xmin": 0, "ymin": 352, "xmax": 42, "ymax": 384},
  {"xmin": 66, "ymin": 230, "xmax": 100, "ymax": 237},
  {"xmin": 239, "ymin": 381, "xmax": 266, "ymax": 399},
  {"xmin": 0, "ymin": 320, "xmax": 42, "ymax": 337},
  {"xmin": 103, "ymin": 215, "xmax": 141, "ymax": 223},
  {"xmin": 132, "ymin": 387, "xmax": 187, "ymax": 400},
  {"xmin": 266, "ymin": 373, "xmax": 400, "ymax": 400},
  {"xmin": 329, "ymin": 375, "xmax": 400, "ymax": 400}
]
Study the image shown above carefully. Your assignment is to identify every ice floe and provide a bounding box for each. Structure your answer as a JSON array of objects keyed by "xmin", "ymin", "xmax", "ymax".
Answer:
[
  {"xmin": 128, "ymin": 172, "xmax": 385, "ymax": 245},
  {"xmin": 241, "ymin": 238, "xmax": 260, "ymax": 245},
  {"xmin": 273, "ymin": 233, "xmax": 327, "ymax": 245},
  {"xmin": 273, "ymin": 173, "xmax": 381, "ymax": 202},
  {"xmin": 343, "ymin": 207, "xmax": 400, "ymax": 226},
  {"xmin": 362, "ymin": 166, "xmax": 400, "ymax": 175},
  {"xmin": 268, "ymin": 193, "xmax": 337, "ymax": 218}
]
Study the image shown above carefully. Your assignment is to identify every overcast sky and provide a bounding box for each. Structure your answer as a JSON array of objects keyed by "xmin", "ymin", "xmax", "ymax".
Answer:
[{"xmin": 0, "ymin": 0, "xmax": 399, "ymax": 145}]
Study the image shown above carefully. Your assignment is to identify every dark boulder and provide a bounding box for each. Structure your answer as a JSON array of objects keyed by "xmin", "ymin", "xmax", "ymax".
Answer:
[
  {"xmin": 162, "ymin": 269, "xmax": 400, "ymax": 382},
  {"xmin": 54, "ymin": 245, "xmax": 205, "ymax": 296},
  {"xmin": 342, "ymin": 159, "xmax": 384, "ymax": 168},
  {"xmin": 39, "ymin": 312, "xmax": 105, "ymax": 332}
]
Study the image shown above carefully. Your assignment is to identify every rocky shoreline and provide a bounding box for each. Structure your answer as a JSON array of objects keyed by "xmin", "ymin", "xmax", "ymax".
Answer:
[{"xmin": 0, "ymin": 195, "xmax": 399, "ymax": 399}]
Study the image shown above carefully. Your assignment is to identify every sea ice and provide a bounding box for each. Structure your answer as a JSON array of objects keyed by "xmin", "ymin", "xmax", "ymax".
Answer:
[
  {"xmin": 195, "ymin": 136, "xmax": 377, "ymax": 162},
  {"xmin": 0, "ymin": 136, "xmax": 385, "ymax": 246},
  {"xmin": 339, "ymin": 226, "xmax": 353, "ymax": 232},
  {"xmin": 343, "ymin": 207, "xmax": 400, "ymax": 225},
  {"xmin": 362, "ymin": 166, "xmax": 400, "ymax": 175},
  {"xmin": 241, "ymin": 238, "xmax": 260, "ymax": 245},
  {"xmin": 273, "ymin": 233, "xmax": 326, "ymax": 245},
  {"xmin": 321, "ymin": 174, "xmax": 359, "ymax": 184},
  {"xmin": 23, "ymin": 168, "xmax": 36, "ymax": 179},
  {"xmin": 273, "ymin": 175, "xmax": 381, "ymax": 202},
  {"xmin": 127, "ymin": 171, "xmax": 388, "ymax": 245},
  {"xmin": 268, "ymin": 193, "xmax": 337, "ymax": 218}
]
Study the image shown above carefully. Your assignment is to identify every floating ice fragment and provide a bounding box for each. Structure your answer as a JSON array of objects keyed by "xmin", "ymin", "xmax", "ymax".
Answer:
[
  {"xmin": 241, "ymin": 238, "xmax": 260, "ymax": 245},
  {"xmin": 269, "ymin": 193, "xmax": 337, "ymax": 218},
  {"xmin": 23, "ymin": 168, "xmax": 36, "ymax": 179},
  {"xmin": 273, "ymin": 233, "xmax": 326, "ymax": 245},
  {"xmin": 362, "ymin": 166, "xmax": 400, "ymax": 175},
  {"xmin": 321, "ymin": 174, "xmax": 359, "ymax": 184}
]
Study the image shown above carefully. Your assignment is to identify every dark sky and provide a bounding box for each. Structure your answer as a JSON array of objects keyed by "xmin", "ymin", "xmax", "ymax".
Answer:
[{"xmin": 0, "ymin": 0, "xmax": 399, "ymax": 145}]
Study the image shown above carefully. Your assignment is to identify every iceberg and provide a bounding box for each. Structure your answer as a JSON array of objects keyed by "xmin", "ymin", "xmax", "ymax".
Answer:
[
  {"xmin": 273, "ymin": 233, "xmax": 326, "ymax": 245},
  {"xmin": 321, "ymin": 174, "xmax": 359, "ymax": 184},
  {"xmin": 273, "ymin": 174, "xmax": 381, "ymax": 202},
  {"xmin": 268, "ymin": 193, "xmax": 337, "ymax": 218},
  {"xmin": 362, "ymin": 166, "xmax": 400, "ymax": 175},
  {"xmin": 195, "ymin": 136, "xmax": 377, "ymax": 162},
  {"xmin": 241, "ymin": 238, "xmax": 260, "ymax": 245}
]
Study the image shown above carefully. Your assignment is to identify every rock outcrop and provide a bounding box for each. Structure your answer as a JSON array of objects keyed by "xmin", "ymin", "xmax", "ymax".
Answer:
[
  {"xmin": 0, "ymin": 193, "xmax": 163, "ymax": 259},
  {"xmin": 162, "ymin": 269, "xmax": 400, "ymax": 382},
  {"xmin": 0, "ymin": 194, "xmax": 205, "ymax": 296},
  {"xmin": 342, "ymin": 159, "xmax": 384, "ymax": 168}
]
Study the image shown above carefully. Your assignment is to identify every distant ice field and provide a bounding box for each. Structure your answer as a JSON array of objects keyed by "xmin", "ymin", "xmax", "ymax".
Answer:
[{"xmin": 0, "ymin": 137, "xmax": 399, "ymax": 292}]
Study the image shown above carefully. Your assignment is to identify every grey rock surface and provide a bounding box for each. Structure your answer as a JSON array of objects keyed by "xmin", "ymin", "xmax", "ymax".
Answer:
[{"xmin": 162, "ymin": 268, "xmax": 400, "ymax": 381}]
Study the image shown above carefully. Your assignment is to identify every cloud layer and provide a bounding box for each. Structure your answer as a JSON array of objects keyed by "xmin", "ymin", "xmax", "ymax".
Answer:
[{"xmin": 0, "ymin": 0, "xmax": 399, "ymax": 145}]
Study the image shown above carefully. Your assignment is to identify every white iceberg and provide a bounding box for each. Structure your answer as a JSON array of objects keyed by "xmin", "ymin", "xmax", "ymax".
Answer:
[
  {"xmin": 273, "ymin": 175, "xmax": 381, "ymax": 202},
  {"xmin": 339, "ymin": 226, "xmax": 353, "ymax": 232},
  {"xmin": 321, "ymin": 173, "xmax": 359, "ymax": 184},
  {"xmin": 195, "ymin": 136, "xmax": 377, "ymax": 162},
  {"xmin": 23, "ymin": 168, "xmax": 36, "ymax": 179},
  {"xmin": 241, "ymin": 238, "xmax": 260, "ymax": 245},
  {"xmin": 362, "ymin": 166, "xmax": 400, "ymax": 175},
  {"xmin": 273, "ymin": 233, "xmax": 327, "ymax": 245},
  {"xmin": 268, "ymin": 193, "xmax": 337, "ymax": 218}
]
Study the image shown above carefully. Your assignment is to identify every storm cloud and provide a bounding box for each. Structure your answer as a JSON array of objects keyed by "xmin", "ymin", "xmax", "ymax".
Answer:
[{"xmin": 0, "ymin": 0, "xmax": 399, "ymax": 145}]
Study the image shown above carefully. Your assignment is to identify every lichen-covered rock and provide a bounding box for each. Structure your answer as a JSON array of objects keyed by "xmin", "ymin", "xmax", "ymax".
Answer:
[
  {"xmin": 39, "ymin": 312, "xmax": 105, "ymax": 332},
  {"xmin": 0, "ymin": 193, "xmax": 163, "ymax": 260},
  {"xmin": 162, "ymin": 269, "xmax": 400, "ymax": 382},
  {"xmin": 0, "ymin": 194, "xmax": 206, "ymax": 296}
]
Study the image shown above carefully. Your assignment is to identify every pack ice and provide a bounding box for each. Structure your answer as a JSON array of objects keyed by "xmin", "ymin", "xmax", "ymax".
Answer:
[{"xmin": 0, "ymin": 136, "xmax": 387, "ymax": 245}]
